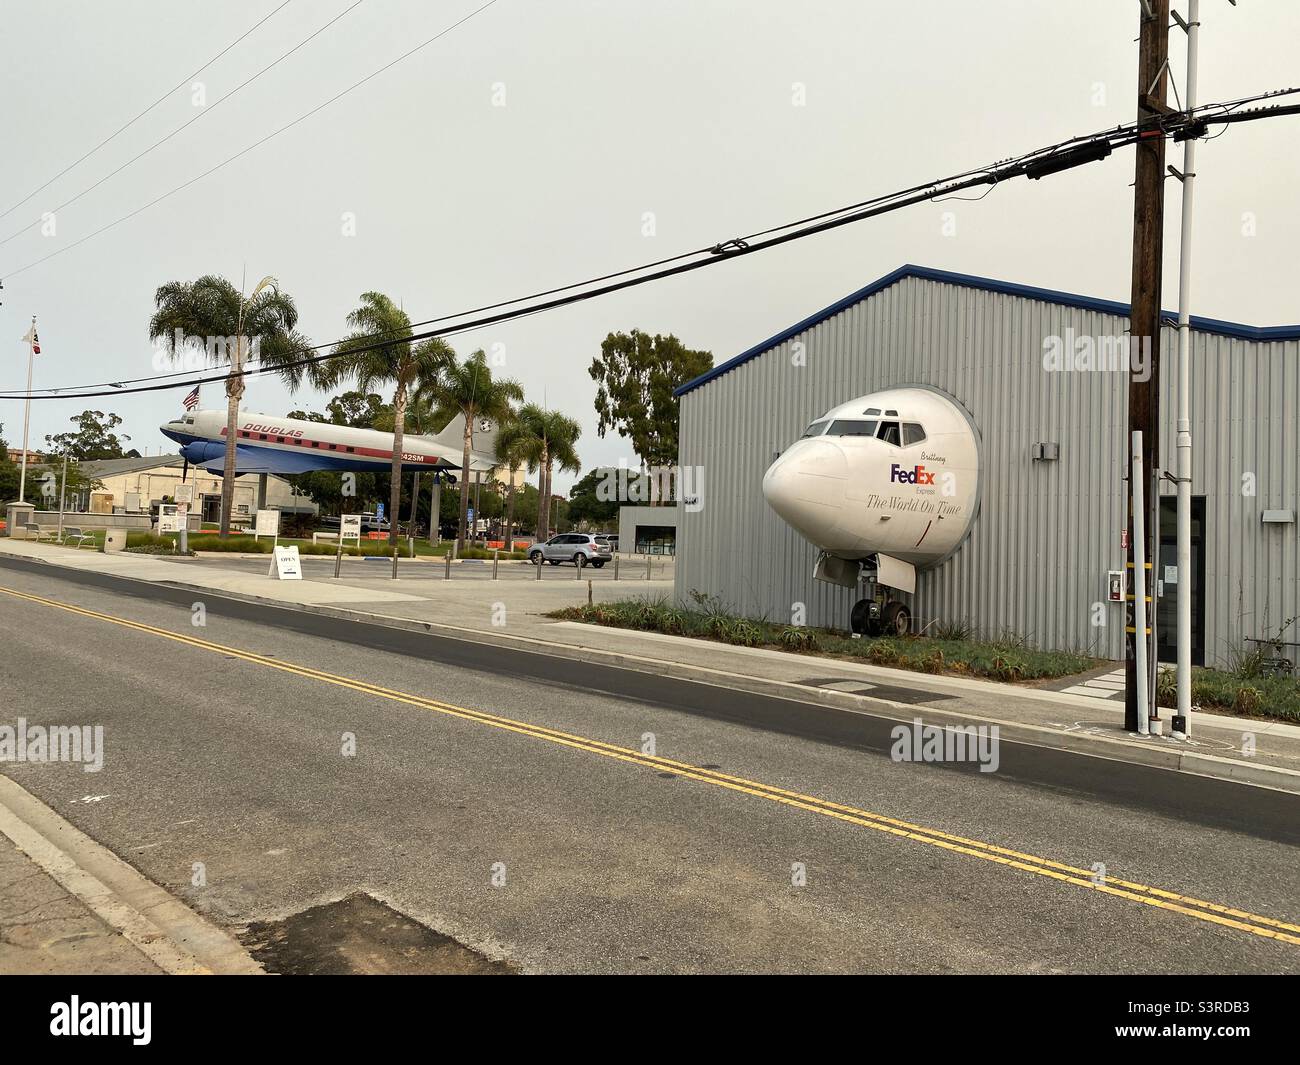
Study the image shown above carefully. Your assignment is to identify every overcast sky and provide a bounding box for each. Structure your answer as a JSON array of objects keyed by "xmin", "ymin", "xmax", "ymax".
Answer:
[{"xmin": 2, "ymin": 0, "xmax": 1297, "ymax": 490}]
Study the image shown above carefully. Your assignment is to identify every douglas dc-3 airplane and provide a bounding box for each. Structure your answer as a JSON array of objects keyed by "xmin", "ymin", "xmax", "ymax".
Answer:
[
  {"xmin": 160, "ymin": 409, "xmax": 501, "ymax": 478},
  {"xmin": 762, "ymin": 386, "xmax": 982, "ymax": 637}
]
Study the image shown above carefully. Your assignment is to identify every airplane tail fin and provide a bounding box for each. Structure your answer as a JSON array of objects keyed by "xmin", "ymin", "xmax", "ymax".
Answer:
[{"xmin": 429, "ymin": 414, "xmax": 500, "ymax": 472}]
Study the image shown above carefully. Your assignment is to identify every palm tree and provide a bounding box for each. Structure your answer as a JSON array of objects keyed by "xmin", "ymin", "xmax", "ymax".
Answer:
[
  {"xmin": 317, "ymin": 292, "xmax": 455, "ymax": 546},
  {"xmin": 495, "ymin": 425, "xmax": 529, "ymax": 549},
  {"xmin": 415, "ymin": 350, "xmax": 523, "ymax": 552},
  {"xmin": 149, "ymin": 274, "xmax": 312, "ymax": 536},
  {"xmin": 497, "ymin": 403, "xmax": 581, "ymax": 543}
]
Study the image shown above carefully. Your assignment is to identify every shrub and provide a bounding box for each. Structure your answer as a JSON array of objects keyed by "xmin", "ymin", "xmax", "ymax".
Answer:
[
  {"xmin": 930, "ymin": 618, "xmax": 974, "ymax": 642},
  {"xmin": 779, "ymin": 626, "xmax": 818, "ymax": 652},
  {"xmin": 1232, "ymin": 686, "xmax": 1263, "ymax": 715}
]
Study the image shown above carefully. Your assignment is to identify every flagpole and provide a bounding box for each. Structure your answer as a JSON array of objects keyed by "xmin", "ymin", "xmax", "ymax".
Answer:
[{"xmin": 18, "ymin": 316, "xmax": 36, "ymax": 503}]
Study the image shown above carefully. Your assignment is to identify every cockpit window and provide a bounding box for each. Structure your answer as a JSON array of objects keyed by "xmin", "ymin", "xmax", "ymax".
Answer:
[
  {"xmin": 876, "ymin": 420, "xmax": 901, "ymax": 446},
  {"xmin": 902, "ymin": 422, "xmax": 926, "ymax": 446},
  {"xmin": 864, "ymin": 407, "xmax": 881, "ymax": 416},
  {"xmin": 826, "ymin": 419, "xmax": 878, "ymax": 437},
  {"xmin": 800, "ymin": 421, "xmax": 828, "ymax": 438}
]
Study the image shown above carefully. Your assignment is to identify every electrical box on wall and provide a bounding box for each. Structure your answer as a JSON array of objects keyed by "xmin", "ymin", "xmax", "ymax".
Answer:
[
  {"xmin": 1107, "ymin": 569, "xmax": 1125, "ymax": 603},
  {"xmin": 1031, "ymin": 442, "xmax": 1060, "ymax": 461}
]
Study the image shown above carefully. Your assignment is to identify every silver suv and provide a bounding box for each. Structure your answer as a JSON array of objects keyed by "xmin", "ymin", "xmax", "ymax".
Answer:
[{"xmin": 529, "ymin": 533, "xmax": 614, "ymax": 568}]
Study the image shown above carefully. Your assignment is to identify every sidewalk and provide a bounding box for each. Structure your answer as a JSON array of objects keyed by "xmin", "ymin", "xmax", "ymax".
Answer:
[
  {"xmin": 0, "ymin": 829, "xmax": 162, "ymax": 975},
  {"xmin": 3, "ymin": 538, "xmax": 1298, "ymax": 794},
  {"xmin": 0, "ymin": 772, "xmax": 262, "ymax": 975}
]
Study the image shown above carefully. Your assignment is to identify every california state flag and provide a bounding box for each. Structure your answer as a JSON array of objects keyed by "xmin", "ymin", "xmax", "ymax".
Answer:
[{"xmin": 22, "ymin": 323, "xmax": 39, "ymax": 354}]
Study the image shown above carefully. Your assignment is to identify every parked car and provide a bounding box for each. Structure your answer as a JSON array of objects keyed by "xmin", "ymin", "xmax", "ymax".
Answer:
[{"xmin": 528, "ymin": 533, "xmax": 614, "ymax": 568}]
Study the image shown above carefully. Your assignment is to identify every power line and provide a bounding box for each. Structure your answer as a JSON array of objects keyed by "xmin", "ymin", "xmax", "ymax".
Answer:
[
  {"xmin": 0, "ymin": 0, "xmax": 500, "ymax": 279},
  {"xmin": 2, "ymin": 86, "xmax": 1295, "ymax": 403},
  {"xmin": 0, "ymin": 0, "xmax": 367, "ymax": 249},
  {"xmin": 0, "ymin": 0, "xmax": 296, "ymax": 224}
]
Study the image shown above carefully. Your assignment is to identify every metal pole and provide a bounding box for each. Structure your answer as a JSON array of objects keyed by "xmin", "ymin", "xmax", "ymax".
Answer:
[
  {"xmin": 334, "ymin": 536, "xmax": 343, "ymax": 578},
  {"xmin": 430, "ymin": 474, "xmax": 441, "ymax": 546},
  {"xmin": 575, "ymin": 553, "xmax": 584, "ymax": 580},
  {"xmin": 492, "ymin": 548, "xmax": 499, "ymax": 580},
  {"xmin": 391, "ymin": 546, "xmax": 399, "ymax": 580},
  {"xmin": 444, "ymin": 549, "xmax": 452, "ymax": 580},
  {"xmin": 18, "ymin": 318, "xmax": 35, "ymax": 503},
  {"xmin": 57, "ymin": 453, "xmax": 68, "ymax": 541},
  {"xmin": 613, "ymin": 553, "xmax": 619, "ymax": 581},
  {"xmin": 646, "ymin": 554, "xmax": 652, "ymax": 581},
  {"xmin": 1132, "ymin": 431, "xmax": 1150, "ymax": 735},
  {"xmin": 535, "ymin": 553, "xmax": 542, "ymax": 581},
  {"xmin": 1173, "ymin": 0, "xmax": 1200, "ymax": 739},
  {"xmin": 408, "ymin": 534, "xmax": 414, "ymax": 559}
]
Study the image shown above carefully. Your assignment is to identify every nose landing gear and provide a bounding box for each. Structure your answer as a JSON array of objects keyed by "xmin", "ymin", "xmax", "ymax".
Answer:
[{"xmin": 850, "ymin": 594, "xmax": 911, "ymax": 637}]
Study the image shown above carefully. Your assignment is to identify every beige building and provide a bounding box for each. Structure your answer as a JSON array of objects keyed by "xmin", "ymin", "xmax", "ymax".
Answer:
[{"xmin": 79, "ymin": 455, "xmax": 316, "ymax": 525}]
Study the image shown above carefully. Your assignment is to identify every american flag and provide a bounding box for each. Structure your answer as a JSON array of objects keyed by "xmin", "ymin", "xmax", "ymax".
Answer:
[{"xmin": 182, "ymin": 384, "xmax": 200, "ymax": 411}]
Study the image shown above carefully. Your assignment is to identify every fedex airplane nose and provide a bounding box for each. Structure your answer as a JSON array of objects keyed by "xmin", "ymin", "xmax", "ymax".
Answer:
[{"xmin": 762, "ymin": 439, "xmax": 848, "ymax": 545}]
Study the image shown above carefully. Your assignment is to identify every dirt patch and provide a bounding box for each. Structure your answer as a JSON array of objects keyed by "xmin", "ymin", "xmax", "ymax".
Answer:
[{"xmin": 242, "ymin": 893, "xmax": 514, "ymax": 975}]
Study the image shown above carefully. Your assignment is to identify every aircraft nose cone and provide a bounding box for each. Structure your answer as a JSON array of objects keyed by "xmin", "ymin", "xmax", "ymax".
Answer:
[{"xmin": 762, "ymin": 439, "xmax": 848, "ymax": 542}]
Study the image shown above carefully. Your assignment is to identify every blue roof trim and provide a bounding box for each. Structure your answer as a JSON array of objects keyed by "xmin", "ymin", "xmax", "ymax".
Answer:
[{"xmin": 674, "ymin": 264, "xmax": 1300, "ymax": 397}]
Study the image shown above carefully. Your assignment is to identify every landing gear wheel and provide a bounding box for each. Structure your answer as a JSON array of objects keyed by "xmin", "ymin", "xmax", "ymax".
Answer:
[
  {"xmin": 850, "ymin": 599, "xmax": 875, "ymax": 636},
  {"xmin": 882, "ymin": 602, "xmax": 911, "ymax": 637}
]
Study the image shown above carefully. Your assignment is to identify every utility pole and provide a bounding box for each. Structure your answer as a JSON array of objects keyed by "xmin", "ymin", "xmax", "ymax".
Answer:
[{"xmin": 1125, "ymin": 0, "xmax": 1171, "ymax": 733}]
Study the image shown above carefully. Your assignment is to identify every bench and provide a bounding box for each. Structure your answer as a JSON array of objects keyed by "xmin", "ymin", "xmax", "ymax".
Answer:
[
  {"xmin": 23, "ymin": 523, "xmax": 56, "ymax": 542},
  {"xmin": 62, "ymin": 526, "xmax": 97, "ymax": 549},
  {"xmin": 312, "ymin": 531, "xmax": 340, "ymax": 544}
]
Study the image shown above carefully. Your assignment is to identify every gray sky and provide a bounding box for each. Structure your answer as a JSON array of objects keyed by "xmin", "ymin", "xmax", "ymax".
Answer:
[{"xmin": 2, "ymin": 0, "xmax": 1297, "ymax": 491}]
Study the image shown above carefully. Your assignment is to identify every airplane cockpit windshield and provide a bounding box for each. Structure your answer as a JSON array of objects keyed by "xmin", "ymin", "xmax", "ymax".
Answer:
[{"xmin": 800, "ymin": 420, "xmax": 828, "ymax": 438}]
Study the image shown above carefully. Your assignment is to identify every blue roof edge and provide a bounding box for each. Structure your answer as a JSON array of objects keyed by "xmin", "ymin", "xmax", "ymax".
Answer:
[{"xmin": 674, "ymin": 264, "xmax": 1300, "ymax": 397}]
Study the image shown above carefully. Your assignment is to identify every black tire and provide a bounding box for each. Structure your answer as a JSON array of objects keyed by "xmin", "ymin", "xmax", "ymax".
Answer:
[
  {"xmin": 529, "ymin": 551, "xmax": 543, "ymax": 565},
  {"xmin": 573, "ymin": 554, "xmax": 586, "ymax": 566},
  {"xmin": 850, "ymin": 599, "xmax": 874, "ymax": 636},
  {"xmin": 882, "ymin": 602, "xmax": 911, "ymax": 637},
  {"xmin": 548, "ymin": 560, "xmax": 561, "ymax": 566},
  {"xmin": 590, "ymin": 560, "xmax": 605, "ymax": 569}
]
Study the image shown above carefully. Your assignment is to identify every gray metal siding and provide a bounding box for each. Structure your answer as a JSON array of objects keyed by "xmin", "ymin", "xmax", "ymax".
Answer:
[{"xmin": 677, "ymin": 275, "xmax": 1299, "ymax": 666}]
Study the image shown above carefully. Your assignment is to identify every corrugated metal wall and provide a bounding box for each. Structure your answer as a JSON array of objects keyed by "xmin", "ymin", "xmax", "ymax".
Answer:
[{"xmin": 676, "ymin": 274, "xmax": 1300, "ymax": 666}]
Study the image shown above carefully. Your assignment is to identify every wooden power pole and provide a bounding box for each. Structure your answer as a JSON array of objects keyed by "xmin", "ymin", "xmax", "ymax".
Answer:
[{"xmin": 1125, "ymin": 0, "xmax": 1171, "ymax": 732}]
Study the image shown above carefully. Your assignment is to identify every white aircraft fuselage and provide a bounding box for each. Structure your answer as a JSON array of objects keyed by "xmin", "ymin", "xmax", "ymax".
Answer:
[{"xmin": 762, "ymin": 386, "xmax": 981, "ymax": 592}]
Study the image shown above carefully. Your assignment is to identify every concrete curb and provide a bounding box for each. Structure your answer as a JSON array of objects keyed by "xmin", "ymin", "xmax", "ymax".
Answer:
[{"xmin": 0, "ymin": 775, "xmax": 262, "ymax": 975}]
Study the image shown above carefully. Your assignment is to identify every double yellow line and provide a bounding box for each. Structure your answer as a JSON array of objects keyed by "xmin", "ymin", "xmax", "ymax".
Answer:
[{"xmin": 4, "ymin": 583, "xmax": 1298, "ymax": 948}]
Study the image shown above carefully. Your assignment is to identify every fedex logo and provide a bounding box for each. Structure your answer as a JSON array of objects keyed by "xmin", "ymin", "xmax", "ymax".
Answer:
[{"xmin": 890, "ymin": 463, "xmax": 935, "ymax": 485}]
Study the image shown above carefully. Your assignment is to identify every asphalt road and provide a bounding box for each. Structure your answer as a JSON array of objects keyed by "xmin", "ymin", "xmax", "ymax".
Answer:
[{"xmin": 1, "ymin": 555, "xmax": 1296, "ymax": 973}]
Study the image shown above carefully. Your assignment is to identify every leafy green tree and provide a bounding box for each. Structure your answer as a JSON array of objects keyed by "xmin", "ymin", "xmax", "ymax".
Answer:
[
  {"xmin": 589, "ymin": 330, "xmax": 712, "ymax": 470},
  {"xmin": 497, "ymin": 404, "xmax": 581, "ymax": 542},
  {"xmin": 317, "ymin": 292, "xmax": 456, "ymax": 545},
  {"xmin": 149, "ymin": 274, "xmax": 312, "ymax": 535},
  {"xmin": 44, "ymin": 410, "xmax": 137, "ymax": 461},
  {"xmin": 415, "ymin": 350, "xmax": 523, "ymax": 551},
  {"xmin": 567, "ymin": 467, "xmax": 622, "ymax": 528}
]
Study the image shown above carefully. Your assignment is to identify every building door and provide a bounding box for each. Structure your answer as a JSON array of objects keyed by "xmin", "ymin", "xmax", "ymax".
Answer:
[{"xmin": 1156, "ymin": 497, "xmax": 1205, "ymax": 666}]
